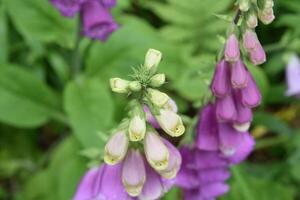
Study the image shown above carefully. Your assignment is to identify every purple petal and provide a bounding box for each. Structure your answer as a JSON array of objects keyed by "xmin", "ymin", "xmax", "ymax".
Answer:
[
  {"xmin": 240, "ymin": 72, "xmax": 261, "ymax": 108},
  {"xmin": 211, "ymin": 60, "xmax": 231, "ymax": 97},
  {"xmin": 100, "ymin": 0, "xmax": 117, "ymax": 8},
  {"xmin": 228, "ymin": 132, "xmax": 255, "ymax": 164},
  {"xmin": 231, "ymin": 59, "xmax": 248, "ymax": 89},
  {"xmin": 234, "ymin": 91, "xmax": 253, "ymax": 124},
  {"xmin": 196, "ymin": 104, "xmax": 219, "ymax": 151},
  {"xmin": 216, "ymin": 93, "xmax": 237, "ymax": 122},
  {"xmin": 144, "ymin": 106, "xmax": 160, "ymax": 129},
  {"xmin": 198, "ymin": 168, "xmax": 231, "ymax": 184},
  {"xmin": 224, "ymin": 34, "xmax": 240, "ymax": 62},
  {"xmin": 200, "ymin": 182, "xmax": 229, "ymax": 198},
  {"xmin": 81, "ymin": 0, "xmax": 118, "ymax": 41},
  {"xmin": 218, "ymin": 123, "xmax": 244, "ymax": 157},
  {"xmin": 50, "ymin": 0, "xmax": 82, "ymax": 17},
  {"xmin": 194, "ymin": 150, "xmax": 229, "ymax": 169},
  {"xmin": 243, "ymin": 30, "xmax": 258, "ymax": 51},
  {"xmin": 249, "ymin": 42, "xmax": 266, "ymax": 65},
  {"xmin": 285, "ymin": 54, "xmax": 300, "ymax": 96}
]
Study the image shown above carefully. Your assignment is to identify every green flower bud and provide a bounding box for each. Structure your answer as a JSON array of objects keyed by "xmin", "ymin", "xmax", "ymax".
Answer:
[
  {"xmin": 110, "ymin": 78, "xmax": 129, "ymax": 93},
  {"xmin": 147, "ymin": 88, "xmax": 169, "ymax": 107},
  {"xmin": 129, "ymin": 81, "xmax": 142, "ymax": 92},
  {"xmin": 150, "ymin": 74, "xmax": 166, "ymax": 87},
  {"xmin": 144, "ymin": 49, "xmax": 162, "ymax": 72}
]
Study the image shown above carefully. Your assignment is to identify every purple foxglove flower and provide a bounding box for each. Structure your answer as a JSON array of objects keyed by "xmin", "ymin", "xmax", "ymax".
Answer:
[
  {"xmin": 286, "ymin": 54, "xmax": 300, "ymax": 97},
  {"xmin": 240, "ymin": 72, "xmax": 261, "ymax": 108},
  {"xmin": 211, "ymin": 59, "xmax": 231, "ymax": 97},
  {"xmin": 228, "ymin": 132, "xmax": 255, "ymax": 164},
  {"xmin": 50, "ymin": 0, "xmax": 82, "ymax": 17},
  {"xmin": 224, "ymin": 34, "xmax": 240, "ymax": 62},
  {"xmin": 73, "ymin": 163, "xmax": 132, "ymax": 200},
  {"xmin": 243, "ymin": 30, "xmax": 258, "ymax": 51},
  {"xmin": 175, "ymin": 147, "xmax": 199, "ymax": 189},
  {"xmin": 234, "ymin": 94, "xmax": 253, "ymax": 124},
  {"xmin": 122, "ymin": 149, "xmax": 146, "ymax": 197},
  {"xmin": 218, "ymin": 123, "xmax": 244, "ymax": 157},
  {"xmin": 100, "ymin": 0, "xmax": 117, "ymax": 8},
  {"xmin": 231, "ymin": 59, "xmax": 248, "ymax": 88},
  {"xmin": 159, "ymin": 139, "xmax": 182, "ymax": 179},
  {"xmin": 249, "ymin": 42, "xmax": 266, "ymax": 65},
  {"xmin": 81, "ymin": 0, "xmax": 118, "ymax": 41},
  {"xmin": 196, "ymin": 104, "xmax": 219, "ymax": 151},
  {"xmin": 216, "ymin": 93, "xmax": 237, "ymax": 122}
]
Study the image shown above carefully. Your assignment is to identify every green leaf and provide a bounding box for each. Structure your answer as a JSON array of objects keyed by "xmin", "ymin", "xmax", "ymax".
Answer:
[
  {"xmin": 4, "ymin": 0, "xmax": 76, "ymax": 48},
  {"xmin": 0, "ymin": 4, "xmax": 8, "ymax": 64},
  {"xmin": 64, "ymin": 76, "xmax": 115, "ymax": 147},
  {"xmin": 0, "ymin": 64, "xmax": 64, "ymax": 127}
]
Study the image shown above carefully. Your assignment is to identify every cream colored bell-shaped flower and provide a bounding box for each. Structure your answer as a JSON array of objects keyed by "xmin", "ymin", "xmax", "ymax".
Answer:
[
  {"xmin": 147, "ymin": 88, "xmax": 169, "ymax": 107},
  {"xmin": 122, "ymin": 149, "xmax": 146, "ymax": 197},
  {"xmin": 144, "ymin": 49, "xmax": 162, "ymax": 72},
  {"xmin": 128, "ymin": 115, "xmax": 146, "ymax": 141},
  {"xmin": 110, "ymin": 78, "xmax": 129, "ymax": 93},
  {"xmin": 104, "ymin": 131, "xmax": 129, "ymax": 165},
  {"xmin": 144, "ymin": 130, "xmax": 169, "ymax": 171},
  {"xmin": 156, "ymin": 109, "xmax": 185, "ymax": 137}
]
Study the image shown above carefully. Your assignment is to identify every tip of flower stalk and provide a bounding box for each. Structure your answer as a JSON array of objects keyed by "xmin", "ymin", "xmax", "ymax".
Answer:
[
  {"xmin": 104, "ymin": 131, "xmax": 129, "ymax": 165},
  {"xmin": 129, "ymin": 116, "xmax": 146, "ymax": 142},
  {"xmin": 110, "ymin": 78, "xmax": 129, "ymax": 93},
  {"xmin": 233, "ymin": 122, "xmax": 251, "ymax": 132},
  {"xmin": 144, "ymin": 49, "xmax": 162, "ymax": 72}
]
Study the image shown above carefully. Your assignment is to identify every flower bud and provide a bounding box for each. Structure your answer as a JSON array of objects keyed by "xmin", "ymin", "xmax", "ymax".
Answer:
[
  {"xmin": 231, "ymin": 59, "xmax": 248, "ymax": 88},
  {"xmin": 216, "ymin": 94, "xmax": 237, "ymax": 122},
  {"xmin": 249, "ymin": 42, "xmax": 266, "ymax": 65},
  {"xmin": 241, "ymin": 72, "xmax": 261, "ymax": 108},
  {"xmin": 129, "ymin": 81, "xmax": 142, "ymax": 92},
  {"xmin": 144, "ymin": 49, "xmax": 162, "ymax": 72},
  {"xmin": 129, "ymin": 115, "xmax": 146, "ymax": 141},
  {"xmin": 104, "ymin": 131, "xmax": 129, "ymax": 165},
  {"xmin": 110, "ymin": 78, "xmax": 129, "ymax": 93},
  {"xmin": 239, "ymin": 0, "xmax": 250, "ymax": 12},
  {"xmin": 211, "ymin": 60, "xmax": 230, "ymax": 97},
  {"xmin": 163, "ymin": 99, "xmax": 178, "ymax": 113},
  {"xmin": 265, "ymin": 0, "xmax": 274, "ymax": 9},
  {"xmin": 243, "ymin": 30, "xmax": 258, "ymax": 51},
  {"xmin": 150, "ymin": 74, "xmax": 166, "ymax": 87},
  {"xmin": 147, "ymin": 88, "xmax": 169, "ymax": 107},
  {"xmin": 158, "ymin": 139, "xmax": 182, "ymax": 179},
  {"xmin": 122, "ymin": 149, "xmax": 146, "ymax": 197},
  {"xmin": 224, "ymin": 34, "xmax": 240, "ymax": 63},
  {"xmin": 156, "ymin": 109, "xmax": 185, "ymax": 137},
  {"xmin": 144, "ymin": 130, "xmax": 169, "ymax": 171},
  {"xmin": 258, "ymin": 8, "xmax": 275, "ymax": 25},
  {"xmin": 246, "ymin": 13, "xmax": 258, "ymax": 28}
]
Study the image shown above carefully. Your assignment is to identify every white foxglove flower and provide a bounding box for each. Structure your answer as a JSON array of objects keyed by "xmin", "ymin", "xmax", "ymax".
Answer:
[
  {"xmin": 110, "ymin": 78, "xmax": 129, "ymax": 93},
  {"xmin": 104, "ymin": 131, "xmax": 129, "ymax": 165},
  {"xmin": 129, "ymin": 115, "xmax": 146, "ymax": 141},
  {"xmin": 156, "ymin": 109, "xmax": 185, "ymax": 137},
  {"xmin": 147, "ymin": 88, "xmax": 169, "ymax": 107},
  {"xmin": 144, "ymin": 49, "xmax": 162, "ymax": 72},
  {"xmin": 150, "ymin": 73, "xmax": 166, "ymax": 87}
]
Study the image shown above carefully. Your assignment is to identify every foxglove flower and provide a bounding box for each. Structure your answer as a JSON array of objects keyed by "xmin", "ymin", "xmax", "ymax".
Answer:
[
  {"xmin": 249, "ymin": 41, "xmax": 266, "ymax": 65},
  {"xmin": 156, "ymin": 109, "xmax": 185, "ymax": 137},
  {"xmin": 144, "ymin": 49, "xmax": 162, "ymax": 72},
  {"xmin": 216, "ymin": 93, "xmax": 237, "ymax": 122},
  {"xmin": 104, "ymin": 131, "xmax": 129, "ymax": 165},
  {"xmin": 73, "ymin": 163, "xmax": 132, "ymax": 200},
  {"xmin": 246, "ymin": 13, "xmax": 258, "ymax": 28},
  {"xmin": 122, "ymin": 150, "xmax": 146, "ymax": 197},
  {"xmin": 150, "ymin": 74, "xmax": 166, "ymax": 88},
  {"xmin": 110, "ymin": 78, "xmax": 130, "ymax": 93},
  {"xmin": 211, "ymin": 59, "xmax": 230, "ymax": 97},
  {"xmin": 231, "ymin": 59, "xmax": 248, "ymax": 88},
  {"xmin": 224, "ymin": 34, "xmax": 240, "ymax": 62},
  {"xmin": 81, "ymin": 0, "xmax": 118, "ymax": 41},
  {"xmin": 128, "ymin": 115, "xmax": 146, "ymax": 141},
  {"xmin": 286, "ymin": 54, "xmax": 300, "ymax": 97},
  {"xmin": 147, "ymin": 88, "xmax": 169, "ymax": 107},
  {"xmin": 144, "ymin": 130, "xmax": 169, "ymax": 171},
  {"xmin": 243, "ymin": 30, "xmax": 258, "ymax": 51},
  {"xmin": 101, "ymin": 0, "xmax": 117, "ymax": 8},
  {"xmin": 240, "ymin": 72, "xmax": 261, "ymax": 108},
  {"xmin": 258, "ymin": 8, "xmax": 275, "ymax": 25},
  {"xmin": 50, "ymin": 0, "xmax": 82, "ymax": 17}
]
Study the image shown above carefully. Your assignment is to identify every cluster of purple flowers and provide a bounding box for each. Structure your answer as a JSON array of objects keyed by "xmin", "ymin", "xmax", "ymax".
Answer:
[
  {"xmin": 50, "ymin": 0, "xmax": 118, "ymax": 41},
  {"xmin": 175, "ymin": 103, "xmax": 255, "ymax": 200}
]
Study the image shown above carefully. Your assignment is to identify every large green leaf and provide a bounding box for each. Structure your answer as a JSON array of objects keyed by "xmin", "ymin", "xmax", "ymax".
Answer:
[
  {"xmin": 0, "ymin": 65, "xmax": 63, "ymax": 127},
  {"xmin": 145, "ymin": 0, "xmax": 232, "ymax": 54},
  {"xmin": 64, "ymin": 76, "xmax": 115, "ymax": 148},
  {"xmin": 4, "ymin": 0, "xmax": 76, "ymax": 48}
]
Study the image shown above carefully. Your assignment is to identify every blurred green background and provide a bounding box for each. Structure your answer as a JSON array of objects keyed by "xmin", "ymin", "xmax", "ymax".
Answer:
[{"xmin": 0, "ymin": 0, "xmax": 300, "ymax": 199}]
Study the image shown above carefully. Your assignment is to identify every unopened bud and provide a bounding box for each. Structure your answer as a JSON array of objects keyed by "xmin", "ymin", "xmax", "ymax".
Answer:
[
  {"xmin": 110, "ymin": 78, "xmax": 129, "ymax": 93},
  {"xmin": 144, "ymin": 49, "xmax": 162, "ymax": 72},
  {"xmin": 129, "ymin": 81, "xmax": 142, "ymax": 92},
  {"xmin": 147, "ymin": 88, "xmax": 169, "ymax": 107},
  {"xmin": 129, "ymin": 115, "xmax": 146, "ymax": 141},
  {"xmin": 239, "ymin": 0, "xmax": 250, "ymax": 12},
  {"xmin": 224, "ymin": 34, "xmax": 240, "ymax": 63},
  {"xmin": 150, "ymin": 74, "xmax": 165, "ymax": 87},
  {"xmin": 258, "ymin": 8, "xmax": 275, "ymax": 24},
  {"xmin": 144, "ymin": 130, "xmax": 169, "ymax": 171},
  {"xmin": 246, "ymin": 13, "xmax": 258, "ymax": 28},
  {"xmin": 104, "ymin": 131, "xmax": 129, "ymax": 165},
  {"xmin": 156, "ymin": 109, "xmax": 185, "ymax": 137}
]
